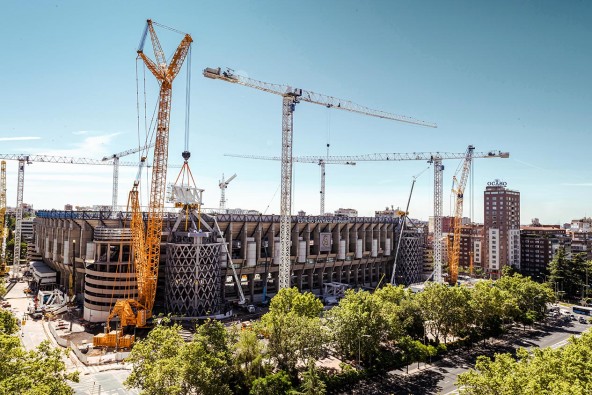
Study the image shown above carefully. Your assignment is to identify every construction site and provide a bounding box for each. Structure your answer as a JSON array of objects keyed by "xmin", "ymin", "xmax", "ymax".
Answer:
[{"xmin": 0, "ymin": 19, "xmax": 510, "ymax": 357}]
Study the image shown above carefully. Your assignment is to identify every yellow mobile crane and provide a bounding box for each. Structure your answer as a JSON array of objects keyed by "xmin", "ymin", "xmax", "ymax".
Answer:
[
  {"xmin": 449, "ymin": 145, "xmax": 475, "ymax": 285},
  {"xmin": 94, "ymin": 20, "xmax": 192, "ymax": 348}
]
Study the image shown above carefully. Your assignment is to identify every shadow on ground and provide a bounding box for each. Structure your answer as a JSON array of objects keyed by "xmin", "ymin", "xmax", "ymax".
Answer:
[
  {"xmin": 338, "ymin": 320, "xmax": 585, "ymax": 394},
  {"xmin": 341, "ymin": 369, "xmax": 445, "ymax": 395}
]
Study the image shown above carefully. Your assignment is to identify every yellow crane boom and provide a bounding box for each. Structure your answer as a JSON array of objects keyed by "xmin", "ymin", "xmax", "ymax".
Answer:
[
  {"xmin": 96, "ymin": 21, "xmax": 192, "ymax": 345},
  {"xmin": 135, "ymin": 19, "xmax": 192, "ymax": 313},
  {"xmin": 449, "ymin": 145, "xmax": 474, "ymax": 285}
]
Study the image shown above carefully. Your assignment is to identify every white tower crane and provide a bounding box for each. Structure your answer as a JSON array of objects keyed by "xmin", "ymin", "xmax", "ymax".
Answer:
[
  {"xmin": 225, "ymin": 148, "xmax": 509, "ymax": 283},
  {"xmin": 0, "ymin": 154, "xmax": 143, "ymax": 279},
  {"xmin": 204, "ymin": 67, "xmax": 437, "ymax": 289},
  {"xmin": 102, "ymin": 143, "xmax": 155, "ymax": 211},
  {"xmin": 218, "ymin": 173, "xmax": 237, "ymax": 211},
  {"xmin": 224, "ymin": 154, "xmax": 356, "ymax": 215}
]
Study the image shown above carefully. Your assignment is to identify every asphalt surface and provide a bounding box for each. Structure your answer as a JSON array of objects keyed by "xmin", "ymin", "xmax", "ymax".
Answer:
[
  {"xmin": 341, "ymin": 317, "xmax": 590, "ymax": 395},
  {"xmin": 3, "ymin": 280, "xmax": 138, "ymax": 395}
]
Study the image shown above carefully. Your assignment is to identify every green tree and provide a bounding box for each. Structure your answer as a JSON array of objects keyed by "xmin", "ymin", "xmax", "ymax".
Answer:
[
  {"xmin": 297, "ymin": 360, "xmax": 326, "ymax": 395},
  {"xmin": 183, "ymin": 320, "xmax": 238, "ymax": 395},
  {"xmin": 497, "ymin": 272, "xmax": 554, "ymax": 325},
  {"xmin": 415, "ymin": 283, "xmax": 471, "ymax": 343},
  {"xmin": 125, "ymin": 321, "xmax": 187, "ymax": 395},
  {"xmin": 0, "ymin": 336, "xmax": 79, "ymax": 395},
  {"xmin": 260, "ymin": 288, "xmax": 326, "ymax": 377},
  {"xmin": 547, "ymin": 248, "xmax": 587, "ymax": 301},
  {"xmin": 266, "ymin": 287, "xmax": 323, "ymax": 318},
  {"xmin": 327, "ymin": 289, "xmax": 387, "ymax": 365},
  {"xmin": 469, "ymin": 280, "xmax": 509, "ymax": 338},
  {"xmin": 374, "ymin": 284, "xmax": 424, "ymax": 341},
  {"xmin": 235, "ymin": 328, "xmax": 265, "ymax": 381},
  {"xmin": 0, "ymin": 309, "xmax": 18, "ymax": 334},
  {"xmin": 458, "ymin": 331, "xmax": 592, "ymax": 395},
  {"xmin": 126, "ymin": 319, "xmax": 240, "ymax": 395},
  {"xmin": 249, "ymin": 371, "xmax": 294, "ymax": 395},
  {"xmin": 398, "ymin": 336, "xmax": 421, "ymax": 374}
]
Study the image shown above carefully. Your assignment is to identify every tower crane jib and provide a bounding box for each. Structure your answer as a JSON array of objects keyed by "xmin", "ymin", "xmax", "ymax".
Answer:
[
  {"xmin": 219, "ymin": 173, "xmax": 237, "ymax": 211},
  {"xmin": 207, "ymin": 66, "xmax": 437, "ymax": 289},
  {"xmin": 0, "ymin": 153, "xmax": 144, "ymax": 279},
  {"xmin": 102, "ymin": 143, "xmax": 155, "ymax": 211},
  {"xmin": 226, "ymin": 147, "xmax": 509, "ymax": 285}
]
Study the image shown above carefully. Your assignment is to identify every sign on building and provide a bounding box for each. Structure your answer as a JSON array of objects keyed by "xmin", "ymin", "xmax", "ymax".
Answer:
[{"xmin": 319, "ymin": 232, "xmax": 332, "ymax": 252}]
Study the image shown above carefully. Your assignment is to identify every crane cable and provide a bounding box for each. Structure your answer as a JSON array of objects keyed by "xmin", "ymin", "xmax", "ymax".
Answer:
[
  {"xmin": 390, "ymin": 164, "xmax": 431, "ymax": 285},
  {"xmin": 184, "ymin": 46, "xmax": 191, "ymax": 153}
]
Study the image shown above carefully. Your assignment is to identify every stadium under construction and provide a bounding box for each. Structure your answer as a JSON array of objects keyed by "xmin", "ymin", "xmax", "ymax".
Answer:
[{"xmin": 31, "ymin": 209, "xmax": 426, "ymax": 322}]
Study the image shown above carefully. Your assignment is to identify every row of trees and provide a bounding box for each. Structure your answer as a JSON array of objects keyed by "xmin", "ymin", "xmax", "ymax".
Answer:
[
  {"xmin": 457, "ymin": 330, "xmax": 592, "ymax": 394},
  {"xmin": 125, "ymin": 272, "xmax": 554, "ymax": 394},
  {"xmin": 547, "ymin": 249, "xmax": 591, "ymax": 301}
]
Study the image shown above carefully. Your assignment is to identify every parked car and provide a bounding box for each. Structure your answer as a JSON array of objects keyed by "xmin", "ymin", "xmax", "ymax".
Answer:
[{"xmin": 579, "ymin": 316, "xmax": 587, "ymax": 324}]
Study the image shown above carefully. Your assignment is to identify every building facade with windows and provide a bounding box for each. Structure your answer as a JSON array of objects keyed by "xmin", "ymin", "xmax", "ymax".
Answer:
[
  {"xmin": 520, "ymin": 226, "xmax": 570, "ymax": 281},
  {"xmin": 483, "ymin": 181, "xmax": 520, "ymax": 277}
]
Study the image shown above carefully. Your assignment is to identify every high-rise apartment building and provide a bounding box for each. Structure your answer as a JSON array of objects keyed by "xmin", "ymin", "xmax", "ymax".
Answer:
[
  {"xmin": 520, "ymin": 225, "xmax": 570, "ymax": 280},
  {"xmin": 483, "ymin": 180, "xmax": 520, "ymax": 277}
]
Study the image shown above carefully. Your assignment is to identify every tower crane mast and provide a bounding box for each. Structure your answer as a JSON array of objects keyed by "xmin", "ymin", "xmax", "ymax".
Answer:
[
  {"xmin": 205, "ymin": 66, "xmax": 436, "ymax": 289},
  {"xmin": 219, "ymin": 173, "xmax": 237, "ymax": 210},
  {"xmin": 102, "ymin": 143, "xmax": 155, "ymax": 211},
  {"xmin": 224, "ymin": 154, "xmax": 356, "ymax": 215},
  {"xmin": 226, "ymin": 148, "xmax": 509, "ymax": 284},
  {"xmin": 0, "ymin": 154, "xmax": 144, "ymax": 279}
]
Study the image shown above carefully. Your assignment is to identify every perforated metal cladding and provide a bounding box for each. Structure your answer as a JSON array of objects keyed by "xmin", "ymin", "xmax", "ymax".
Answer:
[
  {"xmin": 395, "ymin": 231, "xmax": 424, "ymax": 286},
  {"xmin": 165, "ymin": 243, "xmax": 223, "ymax": 316}
]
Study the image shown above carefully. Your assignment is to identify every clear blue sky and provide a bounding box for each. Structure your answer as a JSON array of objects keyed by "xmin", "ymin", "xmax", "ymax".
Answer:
[{"xmin": 1, "ymin": 1, "xmax": 590, "ymax": 224}]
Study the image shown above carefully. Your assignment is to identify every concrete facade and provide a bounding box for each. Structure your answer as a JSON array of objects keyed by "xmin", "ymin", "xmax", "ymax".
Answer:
[{"xmin": 32, "ymin": 210, "xmax": 425, "ymax": 321}]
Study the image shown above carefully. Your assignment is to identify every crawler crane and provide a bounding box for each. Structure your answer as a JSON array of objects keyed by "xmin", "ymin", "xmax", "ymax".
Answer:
[{"xmin": 94, "ymin": 20, "xmax": 192, "ymax": 348}]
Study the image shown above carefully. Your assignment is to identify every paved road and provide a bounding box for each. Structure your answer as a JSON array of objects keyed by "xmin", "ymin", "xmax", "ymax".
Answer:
[
  {"xmin": 342, "ymin": 318, "xmax": 590, "ymax": 395},
  {"xmin": 3, "ymin": 280, "xmax": 138, "ymax": 394}
]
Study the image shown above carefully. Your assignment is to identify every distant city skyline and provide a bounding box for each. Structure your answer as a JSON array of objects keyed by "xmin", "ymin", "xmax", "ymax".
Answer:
[{"xmin": 1, "ymin": 1, "xmax": 590, "ymax": 224}]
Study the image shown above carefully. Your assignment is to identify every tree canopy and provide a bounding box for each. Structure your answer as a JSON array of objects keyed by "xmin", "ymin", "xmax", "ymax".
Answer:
[
  {"xmin": 548, "ymin": 249, "xmax": 590, "ymax": 301},
  {"xmin": 458, "ymin": 331, "xmax": 592, "ymax": 395},
  {"xmin": 0, "ymin": 335, "xmax": 78, "ymax": 394}
]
